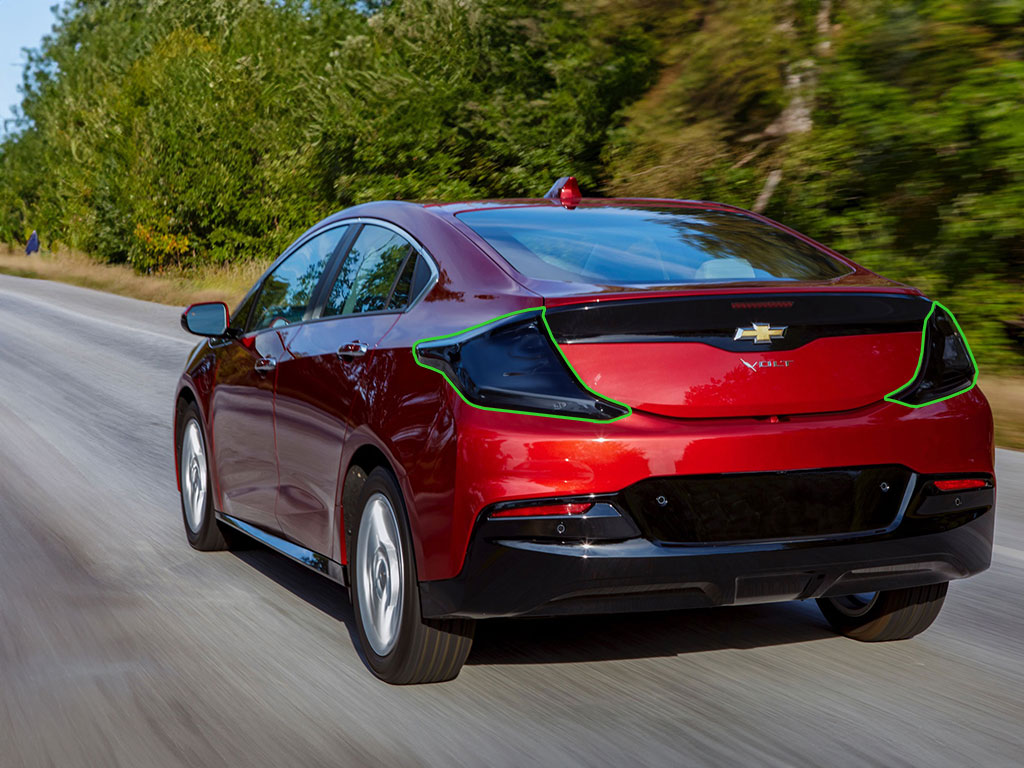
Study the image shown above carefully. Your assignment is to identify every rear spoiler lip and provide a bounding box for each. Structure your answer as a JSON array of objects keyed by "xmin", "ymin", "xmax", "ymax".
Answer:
[{"xmin": 541, "ymin": 283, "xmax": 924, "ymax": 308}]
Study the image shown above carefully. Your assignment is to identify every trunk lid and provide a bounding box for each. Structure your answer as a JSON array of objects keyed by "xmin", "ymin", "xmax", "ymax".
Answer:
[{"xmin": 545, "ymin": 292, "xmax": 929, "ymax": 419}]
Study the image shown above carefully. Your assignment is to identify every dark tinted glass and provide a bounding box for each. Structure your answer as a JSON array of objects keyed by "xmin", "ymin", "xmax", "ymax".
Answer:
[
  {"xmin": 250, "ymin": 226, "xmax": 347, "ymax": 332},
  {"xmin": 325, "ymin": 225, "xmax": 412, "ymax": 316},
  {"xmin": 457, "ymin": 206, "xmax": 849, "ymax": 285},
  {"xmin": 232, "ymin": 287, "xmax": 260, "ymax": 332},
  {"xmin": 387, "ymin": 253, "xmax": 417, "ymax": 310},
  {"xmin": 410, "ymin": 255, "xmax": 431, "ymax": 299}
]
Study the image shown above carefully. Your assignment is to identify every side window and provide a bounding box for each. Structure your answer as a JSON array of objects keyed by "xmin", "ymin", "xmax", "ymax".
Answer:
[
  {"xmin": 387, "ymin": 252, "xmax": 418, "ymax": 310},
  {"xmin": 384, "ymin": 252, "xmax": 431, "ymax": 310},
  {"xmin": 231, "ymin": 287, "xmax": 260, "ymax": 332},
  {"xmin": 324, "ymin": 224, "xmax": 414, "ymax": 317},
  {"xmin": 250, "ymin": 226, "xmax": 347, "ymax": 332}
]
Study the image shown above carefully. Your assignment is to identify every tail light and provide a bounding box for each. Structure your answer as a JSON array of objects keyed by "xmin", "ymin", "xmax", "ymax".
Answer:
[
  {"xmin": 933, "ymin": 478, "xmax": 990, "ymax": 492},
  {"xmin": 482, "ymin": 499, "xmax": 640, "ymax": 540},
  {"xmin": 886, "ymin": 303, "xmax": 976, "ymax": 407},
  {"xmin": 414, "ymin": 309, "xmax": 630, "ymax": 421},
  {"xmin": 489, "ymin": 502, "xmax": 593, "ymax": 519}
]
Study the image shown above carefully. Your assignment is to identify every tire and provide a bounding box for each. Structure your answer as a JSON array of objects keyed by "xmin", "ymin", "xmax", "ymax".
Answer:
[
  {"xmin": 177, "ymin": 402, "xmax": 231, "ymax": 551},
  {"xmin": 816, "ymin": 582, "xmax": 949, "ymax": 642},
  {"xmin": 349, "ymin": 466, "xmax": 474, "ymax": 684}
]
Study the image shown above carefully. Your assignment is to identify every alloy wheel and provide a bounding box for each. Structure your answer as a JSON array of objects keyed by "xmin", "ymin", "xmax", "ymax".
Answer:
[
  {"xmin": 180, "ymin": 419, "xmax": 207, "ymax": 533},
  {"xmin": 356, "ymin": 492, "xmax": 404, "ymax": 656}
]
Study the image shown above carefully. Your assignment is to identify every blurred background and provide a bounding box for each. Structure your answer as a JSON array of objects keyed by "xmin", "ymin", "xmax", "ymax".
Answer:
[
  {"xmin": 1, "ymin": 6, "xmax": 1023, "ymax": 766},
  {"xmin": 1, "ymin": 0, "xmax": 1022, "ymax": 441}
]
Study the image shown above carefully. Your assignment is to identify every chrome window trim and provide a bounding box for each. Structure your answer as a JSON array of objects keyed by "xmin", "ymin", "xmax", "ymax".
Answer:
[
  {"xmin": 324, "ymin": 217, "xmax": 440, "ymax": 316},
  {"xmin": 219, "ymin": 216, "xmax": 440, "ymax": 342},
  {"xmin": 225, "ymin": 221, "xmax": 355, "ymax": 340},
  {"xmin": 277, "ymin": 220, "xmax": 354, "ymax": 271}
]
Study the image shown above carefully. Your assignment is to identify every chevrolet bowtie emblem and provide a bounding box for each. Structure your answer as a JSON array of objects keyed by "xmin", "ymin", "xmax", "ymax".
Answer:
[{"xmin": 734, "ymin": 322, "xmax": 787, "ymax": 344}]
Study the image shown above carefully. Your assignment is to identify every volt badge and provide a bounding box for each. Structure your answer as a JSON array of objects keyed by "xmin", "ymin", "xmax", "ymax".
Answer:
[{"xmin": 740, "ymin": 358, "xmax": 794, "ymax": 372}]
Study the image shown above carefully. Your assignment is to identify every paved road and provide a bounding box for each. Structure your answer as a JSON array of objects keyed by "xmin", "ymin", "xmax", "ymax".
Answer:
[{"xmin": 1, "ymin": 272, "xmax": 1022, "ymax": 767}]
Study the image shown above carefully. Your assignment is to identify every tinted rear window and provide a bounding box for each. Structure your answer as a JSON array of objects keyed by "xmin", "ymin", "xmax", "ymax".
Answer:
[{"xmin": 457, "ymin": 206, "xmax": 849, "ymax": 285}]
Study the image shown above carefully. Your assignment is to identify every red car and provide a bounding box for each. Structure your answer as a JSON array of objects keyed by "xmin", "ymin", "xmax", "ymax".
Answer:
[{"xmin": 175, "ymin": 178, "xmax": 994, "ymax": 684}]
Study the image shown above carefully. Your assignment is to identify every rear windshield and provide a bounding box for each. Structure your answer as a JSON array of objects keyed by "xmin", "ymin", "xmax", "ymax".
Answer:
[{"xmin": 456, "ymin": 206, "xmax": 850, "ymax": 285}]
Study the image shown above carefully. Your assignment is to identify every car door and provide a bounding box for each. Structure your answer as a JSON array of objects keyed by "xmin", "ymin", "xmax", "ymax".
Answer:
[
  {"xmin": 273, "ymin": 222, "xmax": 433, "ymax": 555},
  {"xmin": 210, "ymin": 225, "xmax": 348, "ymax": 530}
]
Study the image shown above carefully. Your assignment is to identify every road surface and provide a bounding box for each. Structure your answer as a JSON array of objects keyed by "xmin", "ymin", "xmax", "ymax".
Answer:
[{"xmin": 1, "ymin": 272, "xmax": 1022, "ymax": 767}]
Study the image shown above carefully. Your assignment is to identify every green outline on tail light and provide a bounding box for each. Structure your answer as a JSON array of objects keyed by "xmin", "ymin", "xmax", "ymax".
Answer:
[
  {"xmin": 884, "ymin": 301, "xmax": 978, "ymax": 408},
  {"xmin": 412, "ymin": 306, "xmax": 633, "ymax": 423}
]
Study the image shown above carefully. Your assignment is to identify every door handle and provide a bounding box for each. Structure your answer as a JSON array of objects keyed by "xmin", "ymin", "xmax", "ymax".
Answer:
[
  {"xmin": 254, "ymin": 357, "xmax": 277, "ymax": 373},
  {"xmin": 337, "ymin": 341, "xmax": 369, "ymax": 359}
]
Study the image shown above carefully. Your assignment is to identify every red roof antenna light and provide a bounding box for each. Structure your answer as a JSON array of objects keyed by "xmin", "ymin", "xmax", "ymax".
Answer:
[{"xmin": 544, "ymin": 176, "xmax": 582, "ymax": 209}]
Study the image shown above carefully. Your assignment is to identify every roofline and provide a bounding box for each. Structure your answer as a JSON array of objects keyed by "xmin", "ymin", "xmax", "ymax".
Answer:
[{"xmin": 419, "ymin": 196, "xmax": 745, "ymax": 211}]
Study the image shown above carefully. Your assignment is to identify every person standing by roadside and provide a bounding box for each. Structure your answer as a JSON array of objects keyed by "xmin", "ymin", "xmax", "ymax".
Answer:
[{"xmin": 25, "ymin": 230, "xmax": 39, "ymax": 255}]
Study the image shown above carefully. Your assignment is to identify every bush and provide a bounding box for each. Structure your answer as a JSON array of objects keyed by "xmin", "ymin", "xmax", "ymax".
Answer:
[
  {"xmin": 2, "ymin": 0, "xmax": 1022, "ymax": 370},
  {"xmin": 0, "ymin": 0, "xmax": 654, "ymax": 270}
]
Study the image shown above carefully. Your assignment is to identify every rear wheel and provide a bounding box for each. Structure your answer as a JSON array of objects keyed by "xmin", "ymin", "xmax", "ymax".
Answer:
[
  {"xmin": 177, "ymin": 402, "xmax": 231, "ymax": 551},
  {"xmin": 350, "ymin": 467, "xmax": 474, "ymax": 684},
  {"xmin": 816, "ymin": 582, "xmax": 949, "ymax": 641}
]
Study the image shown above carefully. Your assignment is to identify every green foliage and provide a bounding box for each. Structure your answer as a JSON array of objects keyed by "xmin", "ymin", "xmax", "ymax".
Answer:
[
  {"xmin": 1, "ymin": 0, "xmax": 1022, "ymax": 369},
  {"xmin": 776, "ymin": 0, "xmax": 1024, "ymax": 369},
  {"xmin": 0, "ymin": 0, "xmax": 653, "ymax": 270},
  {"xmin": 603, "ymin": 0, "xmax": 1024, "ymax": 370}
]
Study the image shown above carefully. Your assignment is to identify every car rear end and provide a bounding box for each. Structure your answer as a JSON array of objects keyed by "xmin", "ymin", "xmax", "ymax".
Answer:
[{"xmin": 415, "ymin": 198, "xmax": 994, "ymax": 624}]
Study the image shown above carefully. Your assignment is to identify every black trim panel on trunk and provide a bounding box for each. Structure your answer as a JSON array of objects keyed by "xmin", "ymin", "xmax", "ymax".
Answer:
[{"xmin": 544, "ymin": 292, "xmax": 932, "ymax": 352}]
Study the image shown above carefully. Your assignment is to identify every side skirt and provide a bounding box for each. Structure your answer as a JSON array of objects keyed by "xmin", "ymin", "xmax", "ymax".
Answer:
[{"xmin": 216, "ymin": 512, "xmax": 348, "ymax": 587}]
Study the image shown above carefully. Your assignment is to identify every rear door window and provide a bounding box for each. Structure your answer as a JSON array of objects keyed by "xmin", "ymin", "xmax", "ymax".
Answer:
[
  {"xmin": 249, "ymin": 226, "xmax": 348, "ymax": 332},
  {"xmin": 324, "ymin": 224, "xmax": 416, "ymax": 316}
]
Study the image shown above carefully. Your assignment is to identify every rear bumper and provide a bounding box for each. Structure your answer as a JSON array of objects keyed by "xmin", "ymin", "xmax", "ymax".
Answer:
[
  {"xmin": 420, "ymin": 486, "xmax": 994, "ymax": 619},
  {"xmin": 422, "ymin": 387, "xmax": 994, "ymax": 582}
]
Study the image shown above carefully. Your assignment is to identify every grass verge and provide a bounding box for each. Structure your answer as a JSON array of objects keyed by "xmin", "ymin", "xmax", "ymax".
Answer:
[
  {"xmin": 0, "ymin": 245, "xmax": 265, "ymax": 308},
  {"xmin": 3, "ymin": 243, "xmax": 1023, "ymax": 451}
]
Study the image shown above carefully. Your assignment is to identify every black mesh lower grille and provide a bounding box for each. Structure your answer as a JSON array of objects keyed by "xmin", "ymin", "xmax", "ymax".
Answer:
[{"xmin": 618, "ymin": 466, "xmax": 913, "ymax": 544}]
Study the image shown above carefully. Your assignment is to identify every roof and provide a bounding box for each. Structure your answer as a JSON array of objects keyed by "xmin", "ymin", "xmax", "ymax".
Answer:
[{"xmin": 419, "ymin": 197, "xmax": 755, "ymax": 217}]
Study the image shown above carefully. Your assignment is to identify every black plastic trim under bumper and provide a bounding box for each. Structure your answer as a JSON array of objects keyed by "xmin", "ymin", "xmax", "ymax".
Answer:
[{"xmin": 419, "ymin": 499, "xmax": 994, "ymax": 620}]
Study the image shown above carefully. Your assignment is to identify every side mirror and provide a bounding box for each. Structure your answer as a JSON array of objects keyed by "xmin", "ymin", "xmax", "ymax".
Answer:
[{"xmin": 181, "ymin": 302, "xmax": 230, "ymax": 337}]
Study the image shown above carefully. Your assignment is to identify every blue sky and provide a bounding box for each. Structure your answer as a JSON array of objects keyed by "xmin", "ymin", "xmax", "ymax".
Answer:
[{"xmin": 0, "ymin": 1, "xmax": 58, "ymax": 133}]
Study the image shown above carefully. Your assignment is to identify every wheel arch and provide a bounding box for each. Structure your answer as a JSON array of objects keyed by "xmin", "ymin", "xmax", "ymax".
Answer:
[
  {"xmin": 173, "ymin": 384, "xmax": 200, "ymax": 492},
  {"xmin": 338, "ymin": 432, "xmax": 426, "ymax": 574},
  {"xmin": 173, "ymin": 379, "xmax": 220, "ymax": 504}
]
